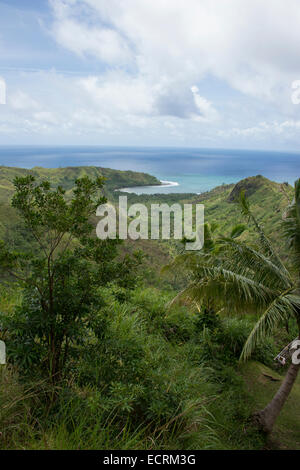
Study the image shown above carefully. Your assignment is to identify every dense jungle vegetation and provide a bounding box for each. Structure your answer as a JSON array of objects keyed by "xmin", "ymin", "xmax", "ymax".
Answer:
[{"xmin": 0, "ymin": 165, "xmax": 300, "ymax": 450}]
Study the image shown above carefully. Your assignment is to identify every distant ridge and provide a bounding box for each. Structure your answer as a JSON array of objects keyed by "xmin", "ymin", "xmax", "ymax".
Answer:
[
  {"xmin": 227, "ymin": 175, "xmax": 288, "ymax": 202},
  {"xmin": 0, "ymin": 165, "xmax": 161, "ymax": 202}
]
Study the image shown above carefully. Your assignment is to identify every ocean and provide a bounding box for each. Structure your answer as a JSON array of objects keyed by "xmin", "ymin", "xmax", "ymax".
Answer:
[{"xmin": 0, "ymin": 146, "xmax": 300, "ymax": 194}]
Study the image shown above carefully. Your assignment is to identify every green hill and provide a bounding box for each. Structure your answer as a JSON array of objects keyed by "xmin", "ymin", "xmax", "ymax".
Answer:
[
  {"xmin": 0, "ymin": 166, "xmax": 295, "ymax": 281},
  {"xmin": 0, "ymin": 165, "xmax": 161, "ymax": 254},
  {"xmin": 0, "ymin": 165, "xmax": 161, "ymax": 203},
  {"xmin": 0, "ymin": 166, "xmax": 298, "ymax": 450},
  {"xmin": 116, "ymin": 174, "xmax": 294, "ymax": 264}
]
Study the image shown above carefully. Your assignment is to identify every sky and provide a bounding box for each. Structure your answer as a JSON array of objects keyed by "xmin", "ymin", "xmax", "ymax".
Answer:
[{"xmin": 1, "ymin": 0, "xmax": 300, "ymax": 149}]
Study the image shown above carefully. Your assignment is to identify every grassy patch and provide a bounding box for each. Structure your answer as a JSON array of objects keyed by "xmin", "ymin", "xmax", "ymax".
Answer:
[{"xmin": 240, "ymin": 361, "xmax": 300, "ymax": 450}]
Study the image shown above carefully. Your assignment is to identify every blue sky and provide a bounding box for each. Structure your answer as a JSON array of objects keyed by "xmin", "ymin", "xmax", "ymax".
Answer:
[{"xmin": 1, "ymin": 0, "xmax": 300, "ymax": 149}]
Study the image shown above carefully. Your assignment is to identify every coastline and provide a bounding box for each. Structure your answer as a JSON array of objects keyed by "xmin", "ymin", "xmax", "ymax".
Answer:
[{"xmin": 116, "ymin": 180, "xmax": 179, "ymax": 193}]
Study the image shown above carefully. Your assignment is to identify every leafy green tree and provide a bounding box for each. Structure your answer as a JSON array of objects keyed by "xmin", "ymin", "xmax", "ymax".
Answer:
[
  {"xmin": 0, "ymin": 175, "xmax": 142, "ymax": 383},
  {"xmin": 167, "ymin": 181, "xmax": 300, "ymax": 434}
]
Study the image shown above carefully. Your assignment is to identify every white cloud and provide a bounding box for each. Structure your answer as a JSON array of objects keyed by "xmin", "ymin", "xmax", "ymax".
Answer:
[
  {"xmin": 2, "ymin": 0, "xmax": 300, "ymax": 147},
  {"xmin": 49, "ymin": 0, "xmax": 221, "ymax": 122},
  {"xmin": 218, "ymin": 120, "xmax": 300, "ymax": 141},
  {"xmin": 50, "ymin": 0, "xmax": 300, "ymax": 101},
  {"xmin": 33, "ymin": 111, "xmax": 58, "ymax": 124},
  {"xmin": 52, "ymin": 18, "xmax": 132, "ymax": 65},
  {"xmin": 77, "ymin": 73, "xmax": 219, "ymax": 122},
  {"xmin": 10, "ymin": 91, "xmax": 39, "ymax": 110},
  {"xmin": 79, "ymin": 74, "xmax": 154, "ymax": 115},
  {"xmin": 190, "ymin": 86, "xmax": 219, "ymax": 122}
]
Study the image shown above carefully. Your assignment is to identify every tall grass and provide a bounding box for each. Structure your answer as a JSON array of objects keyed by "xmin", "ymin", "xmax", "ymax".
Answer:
[
  {"xmin": 0, "ymin": 286, "xmax": 271, "ymax": 450},
  {"xmin": 0, "ymin": 366, "xmax": 43, "ymax": 449}
]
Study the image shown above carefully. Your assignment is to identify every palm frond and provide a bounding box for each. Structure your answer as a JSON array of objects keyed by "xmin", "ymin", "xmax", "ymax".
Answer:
[
  {"xmin": 203, "ymin": 223, "xmax": 215, "ymax": 251},
  {"xmin": 161, "ymin": 251, "xmax": 208, "ymax": 276},
  {"xmin": 229, "ymin": 224, "xmax": 247, "ymax": 239},
  {"xmin": 171, "ymin": 265, "xmax": 278, "ymax": 314},
  {"xmin": 240, "ymin": 291, "xmax": 300, "ymax": 361},
  {"xmin": 216, "ymin": 237, "xmax": 292, "ymax": 290},
  {"xmin": 282, "ymin": 179, "xmax": 300, "ymax": 263},
  {"xmin": 239, "ymin": 191, "xmax": 288, "ymax": 275}
]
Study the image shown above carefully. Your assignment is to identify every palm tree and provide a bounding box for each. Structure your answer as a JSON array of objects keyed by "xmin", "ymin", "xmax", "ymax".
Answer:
[{"xmin": 167, "ymin": 180, "xmax": 300, "ymax": 434}]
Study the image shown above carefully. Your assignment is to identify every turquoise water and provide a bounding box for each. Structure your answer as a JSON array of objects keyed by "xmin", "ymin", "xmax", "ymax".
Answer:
[
  {"xmin": 119, "ymin": 175, "xmax": 244, "ymax": 194},
  {"xmin": 0, "ymin": 146, "xmax": 299, "ymax": 194}
]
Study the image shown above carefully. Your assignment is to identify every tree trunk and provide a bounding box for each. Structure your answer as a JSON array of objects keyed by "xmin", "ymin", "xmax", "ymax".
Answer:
[{"xmin": 254, "ymin": 361, "xmax": 300, "ymax": 434}]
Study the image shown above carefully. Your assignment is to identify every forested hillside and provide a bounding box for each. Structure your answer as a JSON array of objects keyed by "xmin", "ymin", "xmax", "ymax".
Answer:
[
  {"xmin": 0, "ymin": 166, "xmax": 293, "ymax": 266},
  {"xmin": 0, "ymin": 165, "xmax": 161, "ymax": 202},
  {"xmin": 0, "ymin": 166, "xmax": 299, "ymax": 451}
]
